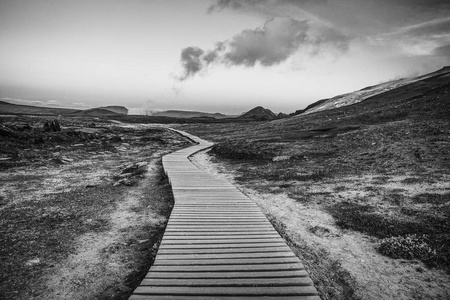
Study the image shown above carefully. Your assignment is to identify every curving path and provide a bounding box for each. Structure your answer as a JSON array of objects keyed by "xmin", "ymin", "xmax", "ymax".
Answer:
[{"xmin": 130, "ymin": 129, "xmax": 319, "ymax": 299}]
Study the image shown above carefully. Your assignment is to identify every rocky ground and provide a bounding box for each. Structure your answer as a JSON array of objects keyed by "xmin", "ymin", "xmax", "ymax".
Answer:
[{"xmin": 0, "ymin": 115, "xmax": 191, "ymax": 299}]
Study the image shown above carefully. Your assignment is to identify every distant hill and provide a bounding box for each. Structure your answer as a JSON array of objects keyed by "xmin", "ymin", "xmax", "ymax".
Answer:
[
  {"xmin": 151, "ymin": 110, "xmax": 230, "ymax": 119},
  {"xmin": 300, "ymin": 66, "xmax": 450, "ymax": 115},
  {"xmin": 0, "ymin": 101, "xmax": 127, "ymax": 116},
  {"xmin": 72, "ymin": 108, "xmax": 120, "ymax": 116},
  {"xmin": 237, "ymin": 106, "xmax": 277, "ymax": 121},
  {"xmin": 100, "ymin": 106, "xmax": 128, "ymax": 115},
  {"xmin": 0, "ymin": 101, "xmax": 77, "ymax": 115}
]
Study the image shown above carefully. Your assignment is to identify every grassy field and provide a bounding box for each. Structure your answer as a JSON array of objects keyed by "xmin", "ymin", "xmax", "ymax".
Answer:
[
  {"xmin": 179, "ymin": 73, "xmax": 450, "ymax": 299},
  {"xmin": 0, "ymin": 116, "xmax": 191, "ymax": 299}
]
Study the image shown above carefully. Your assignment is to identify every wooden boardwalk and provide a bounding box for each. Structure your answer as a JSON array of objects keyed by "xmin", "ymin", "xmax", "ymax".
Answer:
[{"xmin": 130, "ymin": 130, "xmax": 319, "ymax": 300}]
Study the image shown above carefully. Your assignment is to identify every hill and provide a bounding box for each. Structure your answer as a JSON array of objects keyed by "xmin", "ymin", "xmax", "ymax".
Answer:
[
  {"xmin": 0, "ymin": 101, "xmax": 127, "ymax": 116},
  {"xmin": 151, "ymin": 110, "xmax": 230, "ymax": 119},
  {"xmin": 72, "ymin": 108, "xmax": 120, "ymax": 116},
  {"xmin": 99, "ymin": 106, "xmax": 128, "ymax": 115},
  {"xmin": 299, "ymin": 66, "xmax": 450, "ymax": 115},
  {"xmin": 237, "ymin": 106, "xmax": 277, "ymax": 121},
  {"xmin": 0, "ymin": 101, "xmax": 78, "ymax": 115}
]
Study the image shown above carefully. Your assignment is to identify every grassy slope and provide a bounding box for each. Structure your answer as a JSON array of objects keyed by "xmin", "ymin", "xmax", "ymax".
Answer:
[
  {"xmin": 179, "ymin": 71, "xmax": 450, "ymax": 174},
  {"xmin": 177, "ymin": 73, "xmax": 450, "ymax": 276}
]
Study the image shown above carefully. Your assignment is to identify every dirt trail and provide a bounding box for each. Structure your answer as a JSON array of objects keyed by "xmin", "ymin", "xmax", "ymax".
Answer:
[{"xmin": 190, "ymin": 149, "xmax": 450, "ymax": 300}]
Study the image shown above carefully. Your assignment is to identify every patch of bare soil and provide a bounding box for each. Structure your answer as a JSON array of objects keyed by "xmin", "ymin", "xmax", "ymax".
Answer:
[
  {"xmin": 190, "ymin": 150, "xmax": 450, "ymax": 300},
  {"xmin": 0, "ymin": 116, "xmax": 191, "ymax": 299}
]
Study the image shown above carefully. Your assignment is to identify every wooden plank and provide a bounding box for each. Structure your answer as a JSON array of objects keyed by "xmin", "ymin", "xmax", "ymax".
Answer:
[
  {"xmin": 156, "ymin": 252, "xmax": 295, "ymax": 260},
  {"xmin": 157, "ymin": 247, "xmax": 292, "ymax": 255},
  {"xmin": 130, "ymin": 296, "xmax": 321, "ymax": 300},
  {"xmin": 145, "ymin": 270, "xmax": 310, "ymax": 279},
  {"xmin": 164, "ymin": 227, "xmax": 276, "ymax": 231},
  {"xmin": 166, "ymin": 223, "xmax": 272, "ymax": 227},
  {"xmin": 167, "ymin": 220, "xmax": 270, "ymax": 223},
  {"xmin": 174, "ymin": 197, "xmax": 252, "ymax": 200},
  {"xmin": 169, "ymin": 217, "xmax": 267, "ymax": 220},
  {"xmin": 164, "ymin": 225, "xmax": 275, "ymax": 230},
  {"xmin": 170, "ymin": 215, "xmax": 267, "ymax": 218},
  {"xmin": 160, "ymin": 239, "xmax": 283, "ymax": 245},
  {"xmin": 162, "ymin": 235, "xmax": 281, "ymax": 240},
  {"xmin": 133, "ymin": 286, "xmax": 318, "ymax": 296},
  {"xmin": 164, "ymin": 231, "xmax": 277, "ymax": 236},
  {"xmin": 171, "ymin": 209, "xmax": 261, "ymax": 212},
  {"xmin": 172, "ymin": 207, "xmax": 259, "ymax": 210},
  {"xmin": 166, "ymin": 226, "xmax": 273, "ymax": 230},
  {"xmin": 153, "ymin": 257, "xmax": 300, "ymax": 266},
  {"xmin": 174, "ymin": 202, "xmax": 253, "ymax": 205},
  {"xmin": 171, "ymin": 211, "xmax": 263, "ymax": 214},
  {"xmin": 140, "ymin": 277, "xmax": 313, "ymax": 286},
  {"xmin": 149, "ymin": 263, "xmax": 305, "ymax": 272},
  {"xmin": 158, "ymin": 242, "xmax": 287, "ymax": 249},
  {"xmin": 164, "ymin": 231, "xmax": 278, "ymax": 235}
]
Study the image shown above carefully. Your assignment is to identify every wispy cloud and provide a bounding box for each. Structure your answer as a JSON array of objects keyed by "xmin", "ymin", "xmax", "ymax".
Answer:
[
  {"xmin": 179, "ymin": 17, "xmax": 349, "ymax": 80},
  {"xmin": 208, "ymin": 0, "xmax": 327, "ymax": 14},
  {"xmin": 375, "ymin": 17, "xmax": 450, "ymax": 57},
  {"xmin": 398, "ymin": 17, "xmax": 450, "ymax": 38}
]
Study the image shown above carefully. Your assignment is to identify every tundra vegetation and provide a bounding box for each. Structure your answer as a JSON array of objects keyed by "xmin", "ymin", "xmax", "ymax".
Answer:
[{"xmin": 0, "ymin": 115, "xmax": 191, "ymax": 299}]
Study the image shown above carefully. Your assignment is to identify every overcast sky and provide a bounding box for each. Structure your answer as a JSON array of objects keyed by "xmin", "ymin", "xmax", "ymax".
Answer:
[{"xmin": 1, "ymin": 0, "xmax": 449, "ymax": 114}]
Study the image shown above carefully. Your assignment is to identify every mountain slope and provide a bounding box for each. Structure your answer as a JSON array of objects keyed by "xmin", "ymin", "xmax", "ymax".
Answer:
[
  {"xmin": 237, "ymin": 106, "xmax": 277, "ymax": 121},
  {"xmin": 301, "ymin": 66, "xmax": 450, "ymax": 115},
  {"xmin": 179, "ymin": 65, "xmax": 450, "ymax": 170}
]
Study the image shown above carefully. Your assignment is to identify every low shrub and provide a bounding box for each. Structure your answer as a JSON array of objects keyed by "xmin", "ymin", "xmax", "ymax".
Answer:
[
  {"xmin": 211, "ymin": 141, "xmax": 282, "ymax": 160},
  {"xmin": 378, "ymin": 234, "xmax": 436, "ymax": 262},
  {"xmin": 264, "ymin": 168, "xmax": 332, "ymax": 182},
  {"xmin": 326, "ymin": 202, "xmax": 411, "ymax": 238},
  {"xmin": 329, "ymin": 201, "xmax": 450, "ymax": 270},
  {"xmin": 412, "ymin": 192, "xmax": 450, "ymax": 205}
]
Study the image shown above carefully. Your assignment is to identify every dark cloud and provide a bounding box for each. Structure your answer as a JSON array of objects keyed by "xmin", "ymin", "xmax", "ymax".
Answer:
[
  {"xmin": 179, "ymin": 47, "xmax": 204, "ymax": 80},
  {"xmin": 203, "ymin": 42, "xmax": 226, "ymax": 64},
  {"xmin": 178, "ymin": 17, "xmax": 349, "ymax": 80},
  {"xmin": 224, "ymin": 18, "xmax": 309, "ymax": 66}
]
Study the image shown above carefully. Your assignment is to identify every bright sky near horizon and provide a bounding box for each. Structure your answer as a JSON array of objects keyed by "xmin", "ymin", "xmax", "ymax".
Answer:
[{"xmin": 1, "ymin": 0, "xmax": 449, "ymax": 114}]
